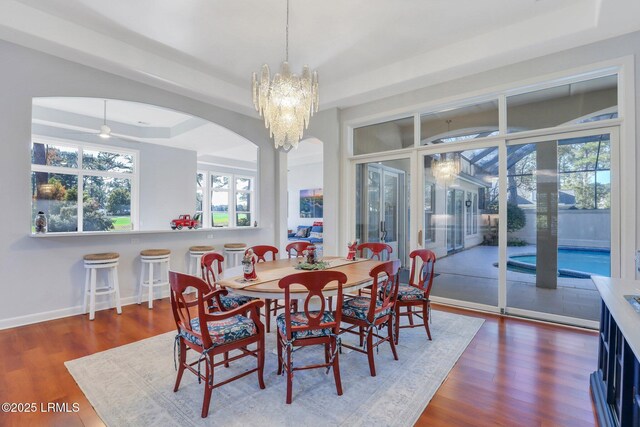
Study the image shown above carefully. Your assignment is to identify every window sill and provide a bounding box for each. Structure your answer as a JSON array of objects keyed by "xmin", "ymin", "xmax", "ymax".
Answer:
[{"xmin": 29, "ymin": 227, "xmax": 262, "ymax": 237}]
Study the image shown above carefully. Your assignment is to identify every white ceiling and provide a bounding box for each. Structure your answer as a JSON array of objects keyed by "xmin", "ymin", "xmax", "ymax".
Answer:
[
  {"xmin": 32, "ymin": 97, "xmax": 258, "ymax": 162},
  {"xmin": 2, "ymin": 0, "xmax": 640, "ymax": 116}
]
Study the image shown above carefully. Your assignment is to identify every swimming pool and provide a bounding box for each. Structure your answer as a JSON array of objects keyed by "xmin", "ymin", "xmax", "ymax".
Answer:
[{"xmin": 507, "ymin": 248, "xmax": 610, "ymax": 278}]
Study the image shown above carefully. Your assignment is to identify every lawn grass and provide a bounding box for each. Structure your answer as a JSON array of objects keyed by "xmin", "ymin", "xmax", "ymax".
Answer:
[
  {"xmin": 213, "ymin": 212, "xmax": 229, "ymax": 226},
  {"xmin": 110, "ymin": 216, "xmax": 132, "ymax": 231}
]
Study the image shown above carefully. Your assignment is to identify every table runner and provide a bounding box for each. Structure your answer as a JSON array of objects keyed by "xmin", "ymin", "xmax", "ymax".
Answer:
[{"xmin": 220, "ymin": 257, "xmax": 368, "ymax": 290}]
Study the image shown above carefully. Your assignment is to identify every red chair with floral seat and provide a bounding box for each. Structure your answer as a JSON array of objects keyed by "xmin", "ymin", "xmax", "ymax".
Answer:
[
  {"xmin": 276, "ymin": 270, "xmax": 347, "ymax": 404},
  {"xmin": 246, "ymin": 245, "xmax": 296, "ymax": 332},
  {"xmin": 170, "ymin": 271, "xmax": 265, "ymax": 418},
  {"xmin": 384, "ymin": 249, "xmax": 436, "ymax": 344},
  {"xmin": 340, "ymin": 260, "xmax": 400, "ymax": 377},
  {"xmin": 201, "ymin": 252, "xmax": 258, "ymax": 312},
  {"xmin": 286, "ymin": 241, "xmax": 311, "ymax": 258},
  {"xmin": 357, "ymin": 242, "xmax": 393, "ymax": 260}
]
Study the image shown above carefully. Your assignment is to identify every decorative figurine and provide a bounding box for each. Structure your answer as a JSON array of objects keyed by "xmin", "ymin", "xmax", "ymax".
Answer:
[
  {"xmin": 346, "ymin": 241, "xmax": 358, "ymax": 261},
  {"xmin": 306, "ymin": 245, "xmax": 317, "ymax": 264},
  {"xmin": 242, "ymin": 249, "xmax": 258, "ymax": 281},
  {"xmin": 34, "ymin": 211, "xmax": 47, "ymax": 234}
]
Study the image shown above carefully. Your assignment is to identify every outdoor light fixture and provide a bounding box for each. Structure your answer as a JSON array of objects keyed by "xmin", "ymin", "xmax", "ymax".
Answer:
[{"xmin": 252, "ymin": 0, "xmax": 319, "ymax": 151}]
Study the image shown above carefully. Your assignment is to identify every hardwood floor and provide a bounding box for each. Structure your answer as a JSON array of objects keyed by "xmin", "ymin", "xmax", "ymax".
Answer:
[{"xmin": 0, "ymin": 301, "xmax": 598, "ymax": 426}]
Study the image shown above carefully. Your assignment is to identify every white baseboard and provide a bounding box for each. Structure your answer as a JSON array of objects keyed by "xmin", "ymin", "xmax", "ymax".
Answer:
[{"xmin": 0, "ymin": 290, "xmax": 171, "ymax": 330}]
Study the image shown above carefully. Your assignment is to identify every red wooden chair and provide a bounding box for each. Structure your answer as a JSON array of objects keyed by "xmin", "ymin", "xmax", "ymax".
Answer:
[
  {"xmin": 357, "ymin": 242, "xmax": 393, "ymax": 260},
  {"xmin": 276, "ymin": 270, "xmax": 347, "ymax": 404},
  {"xmin": 286, "ymin": 241, "xmax": 311, "ymax": 258},
  {"xmin": 355, "ymin": 242, "xmax": 393, "ymax": 296},
  {"xmin": 340, "ymin": 260, "xmax": 401, "ymax": 377},
  {"xmin": 170, "ymin": 271, "xmax": 265, "ymax": 418},
  {"xmin": 247, "ymin": 245, "xmax": 279, "ymax": 262},
  {"xmin": 201, "ymin": 252, "xmax": 258, "ymax": 312},
  {"xmin": 389, "ymin": 249, "xmax": 437, "ymax": 344},
  {"xmin": 286, "ymin": 241, "xmax": 334, "ymax": 311},
  {"xmin": 246, "ymin": 245, "xmax": 295, "ymax": 333}
]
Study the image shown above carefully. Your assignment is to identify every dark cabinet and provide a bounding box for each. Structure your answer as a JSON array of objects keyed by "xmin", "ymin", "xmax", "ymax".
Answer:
[{"xmin": 592, "ymin": 301, "xmax": 639, "ymax": 427}]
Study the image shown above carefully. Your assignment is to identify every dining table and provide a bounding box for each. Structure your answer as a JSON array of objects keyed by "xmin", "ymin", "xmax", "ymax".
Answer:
[{"xmin": 217, "ymin": 256, "xmax": 381, "ymax": 300}]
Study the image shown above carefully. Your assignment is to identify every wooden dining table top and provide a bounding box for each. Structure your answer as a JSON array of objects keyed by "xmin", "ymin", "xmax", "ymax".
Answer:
[{"xmin": 218, "ymin": 256, "xmax": 381, "ymax": 298}]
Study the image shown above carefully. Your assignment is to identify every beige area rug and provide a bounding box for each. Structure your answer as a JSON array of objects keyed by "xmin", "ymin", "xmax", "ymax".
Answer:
[{"xmin": 66, "ymin": 311, "xmax": 483, "ymax": 426}]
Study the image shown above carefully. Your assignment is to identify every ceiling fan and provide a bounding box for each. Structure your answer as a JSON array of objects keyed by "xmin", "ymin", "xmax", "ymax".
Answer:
[{"xmin": 63, "ymin": 100, "xmax": 140, "ymax": 143}]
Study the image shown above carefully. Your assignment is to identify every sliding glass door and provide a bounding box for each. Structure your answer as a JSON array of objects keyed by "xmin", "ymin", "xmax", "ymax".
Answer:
[
  {"xmin": 419, "ymin": 146, "xmax": 500, "ymax": 308},
  {"xmin": 505, "ymin": 130, "xmax": 617, "ymax": 322}
]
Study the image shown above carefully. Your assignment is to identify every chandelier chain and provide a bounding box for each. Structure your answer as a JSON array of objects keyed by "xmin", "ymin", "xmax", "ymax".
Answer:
[{"xmin": 285, "ymin": 0, "xmax": 289, "ymax": 62}]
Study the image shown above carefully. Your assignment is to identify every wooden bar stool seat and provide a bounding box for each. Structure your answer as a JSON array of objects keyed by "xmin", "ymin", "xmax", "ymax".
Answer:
[
  {"xmin": 138, "ymin": 249, "xmax": 171, "ymax": 309},
  {"xmin": 188, "ymin": 245, "xmax": 215, "ymax": 276},
  {"xmin": 83, "ymin": 252, "xmax": 122, "ymax": 321}
]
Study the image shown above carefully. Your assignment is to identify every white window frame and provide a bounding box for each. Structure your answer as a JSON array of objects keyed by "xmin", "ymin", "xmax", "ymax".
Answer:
[
  {"xmin": 205, "ymin": 172, "xmax": 255, "ymax": 228},
  {"xmin": 30, "ymin": 136, "xmax": 139, "ymax": 233}
]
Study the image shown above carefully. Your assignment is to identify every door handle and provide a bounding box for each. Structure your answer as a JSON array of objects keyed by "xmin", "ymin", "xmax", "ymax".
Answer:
[{"xmin": 418, "ymin": 229, "xmax": 423, "ymax": 245}]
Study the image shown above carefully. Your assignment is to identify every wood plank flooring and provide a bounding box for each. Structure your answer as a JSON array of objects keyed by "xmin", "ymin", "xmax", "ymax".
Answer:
[{"xmin": 0, "ymin": 301, "xmax": 598, "ymax": 426}]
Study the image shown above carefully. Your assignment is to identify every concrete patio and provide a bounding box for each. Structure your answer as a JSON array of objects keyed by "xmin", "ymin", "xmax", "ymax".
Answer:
[{"xmin": 430, "ymin": 245, "xmax": 601, "ymax": 322}]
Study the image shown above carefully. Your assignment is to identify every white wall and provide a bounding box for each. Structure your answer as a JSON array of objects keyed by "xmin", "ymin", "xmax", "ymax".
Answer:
[
  {"xmin": 139, "ymin": 144, "xmax": 197, "ymax": 230},
  {"xmin": 287, "ymin": 161, "xmax": 323, "ymax": 230},
  {"xmin": 0, "ymin": 39, "xmax": 282, "ymax": 328}
]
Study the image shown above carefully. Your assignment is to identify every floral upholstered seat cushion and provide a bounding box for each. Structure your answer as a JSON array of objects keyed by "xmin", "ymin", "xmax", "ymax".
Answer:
[
  {"xmin": 180, "ymin": 315, "xmax": 257, "ymax": 348},
  {"xmin": 276, "ymin": 311, "xmax": 334, "ymax": 340},
  {"xmin": 342, "ymin": 297, "xmax": 392, "ymax": 321},
  {"xmin": 382, "ymin": 283, "xmax": 425, "ymax": 301},
  {"xmin": 209, "ymin": 293, "xmax": 257, "ymax": 311}
]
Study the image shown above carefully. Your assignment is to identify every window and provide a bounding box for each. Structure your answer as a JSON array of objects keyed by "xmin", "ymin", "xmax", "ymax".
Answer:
[
  {"xmin": 31, "ymin": 140, "xmax": 136, "ymax": 233},
  {"xmin": 424, "ymin": 181, "xmax": 436, "ymax": 243},
  {"xmin": 197, "ymin": 172, "xmax": 255, "ymax": 228},
  {"xmin": 196, "ymin": 172, "xmax": 205, "ymax": 226},
  {"xmin": 472, "ymin": 193, "xmax": 478, "ymax": 234},
  {"xmin": 420, "ymin": 100, "xmax": 499, "ymax": 145},
  {"xmin": 507, "ymin": 74, "xmax": 617, "ymax": 133},
  {"xmin": 353, "ymin": 116, "xmax": 414, "ymax": 155},
  {"xmin": 466, "ymin": 192, "xmax": 472, "ymax": 236}
]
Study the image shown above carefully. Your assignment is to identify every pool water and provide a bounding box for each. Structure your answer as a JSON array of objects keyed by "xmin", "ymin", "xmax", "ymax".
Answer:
[{"xmin": 509, "ymin": 248, "xmax": 610, "ymax": 278}]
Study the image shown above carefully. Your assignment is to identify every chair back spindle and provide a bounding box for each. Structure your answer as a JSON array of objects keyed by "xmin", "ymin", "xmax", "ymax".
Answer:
[
  {"xmin": 409, "ymin": 249, "xmax": 436, "ymax": 294},
  {"xmin": 278, "ymin": 271, "xmax": 347, "ymax": 342},
  {"xmin": 201, "ymin": 252, "xmax": 225, "ymax": 291},
  {"xmin": 368, "ymin": 260, "xmax": 401, "ymax": 323}
]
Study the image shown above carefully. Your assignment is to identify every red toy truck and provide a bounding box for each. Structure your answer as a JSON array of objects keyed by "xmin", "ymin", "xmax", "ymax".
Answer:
[{"xmin": 170, "ymin": 214, "xmax": 199, "ymax": 230}]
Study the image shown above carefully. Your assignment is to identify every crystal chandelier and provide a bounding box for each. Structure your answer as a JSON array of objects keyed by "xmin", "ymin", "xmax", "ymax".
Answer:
[
  {"xmin": 252, "ymin": 0, "xmax": 319, "ymax": 151},
  {"xmin": 432, "ymin": 153, "xmax": 461, "ymax": 186}
]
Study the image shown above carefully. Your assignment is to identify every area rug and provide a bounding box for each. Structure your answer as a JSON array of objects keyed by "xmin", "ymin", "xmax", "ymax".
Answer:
[{"xmin": 66, "ymin": 311, "xmax": 483, "ymax": 426}]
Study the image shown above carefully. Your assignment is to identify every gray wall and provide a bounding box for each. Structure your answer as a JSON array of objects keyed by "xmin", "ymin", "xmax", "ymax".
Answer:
[{"xmin": 0, "ymin": 40, "xmax": 280, "ymax": 327}]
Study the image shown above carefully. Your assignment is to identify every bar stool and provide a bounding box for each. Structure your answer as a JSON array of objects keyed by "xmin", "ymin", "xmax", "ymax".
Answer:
[
  {"xmin": 83, "ymin": 252, "xmax": 122, "ymax": 321},
  {"xmin": 138, "ymin": 249, "xmax": 171, "ymax": 309},
  {"xmin": 224, "ymin": 243, "xmax": 247, "ymax": 268},
  {"xmin": 187, "ymin": 245, "xmax": 215, "ymax": 276}
]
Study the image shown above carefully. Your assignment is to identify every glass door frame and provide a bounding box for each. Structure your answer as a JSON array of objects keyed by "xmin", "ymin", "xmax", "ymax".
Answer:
[
  {"xmin": 417, "ymin": 138, "xmax": 507, "ymax": 314},
  {"xmin": 502, "ymin": 126, "xmax": 620, "ymax": 328},
  {"xmin": 347, "ymin": 125, "xmax": 622, "ymax": 328},
  {"xmin": 414, "ymin": 126, "xmax": 620, "ymax": 326},
  {"xmin": 348, "ymin": 151, "xmax": 418, "ymax": 269}
]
